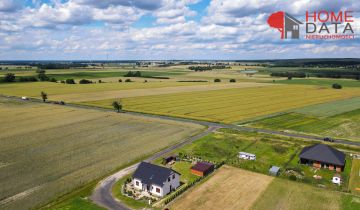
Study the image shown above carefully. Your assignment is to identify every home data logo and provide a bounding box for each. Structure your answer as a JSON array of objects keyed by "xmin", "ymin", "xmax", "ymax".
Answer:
[
  {"xmin": 267, "ymin": 11, "xmax": 302, "ymax": 39},
  {"xmin": 267, "ymin": 10, "xmax": 355, "ymax": 40}
]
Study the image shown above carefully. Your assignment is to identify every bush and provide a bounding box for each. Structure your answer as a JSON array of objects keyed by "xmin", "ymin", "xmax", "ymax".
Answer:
[
  {"xmin": 3, "ymin": 73, "xmax": 15, "ymax": 82},
  {"xmin": 118, "ymin": 79, "xmax": 122, "ymax": 82},
  {"xmin": 214, "ymin": 78, "xmax": 221, "ymax": 82},
  {"xmin": 98, "ymin": 80, "xmax": 102, "ymax": 83},
  {"xmin": 79, "ymin": 79, "xmax": 93, "ymax": 84},
  {"xmin": 125, "ymin": 79, "xmax": 132, "ymax": 82},
  {"xmin": 65, "ymin": 78, "xmax": 76, "ymax": 84},
  {"xmin": 332, "ymin": 83, "xmax": 342, "ymax": 89},
  {"xmin": 61, "ymin": 80, "xmax": 65, "ymax": 84},
  {"xmin": 229, "ymin": 79, "xmax": 236, "ymax": 83},
  {"xmin": 50, "ymin": 78, "xmax": 57, "ymax": 82},
  {"xmin": 287, "ymin": 76, "xmax": 293, "ymax": 80}
]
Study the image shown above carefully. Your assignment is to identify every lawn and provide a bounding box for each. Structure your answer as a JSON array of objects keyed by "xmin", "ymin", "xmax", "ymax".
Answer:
[
  {"xmin": 349, "ymin": 159, "xmax": 360, "ymax": 196},
  {"xmin": 250, "ymin": 109, "xmax": 360, "ymax": 141},
  {"xmin": 169, "ymin": 165, "xmax": 274, "ymax": 210},
  {"xmin": 102, "ymin": 85, "xmax": 360, "ymax": 123},
  {"xmin": 251, "ymin": 178, "xmax": 342, "ymax": 210},
  {"xmin": 0, "ymin": 97, "xmax": 203, "ymax": 210}
]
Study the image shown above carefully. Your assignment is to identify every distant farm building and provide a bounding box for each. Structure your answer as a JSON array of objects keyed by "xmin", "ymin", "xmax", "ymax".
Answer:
[
  {"xmin": 299, "ymin": 144, "xmax": 345, "ymax": 172},
  {"xmin": 132, "ymin": 162, "xmax": 180, "ymax": 197},
  {"xmin": 191, "ymin": 162, "xmax": 214, "ymax": 177},
  {"xmin": 269, "ymin": 166, "xmax": 280, "ymax": 176},
  {"xmin": 239, "ymin": 152, "xmax": 256, "ymax": 160}
]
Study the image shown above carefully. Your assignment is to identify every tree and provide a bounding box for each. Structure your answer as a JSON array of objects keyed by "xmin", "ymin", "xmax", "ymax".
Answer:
[
  {"xmin": 41, "ymin": 91, "xmax": 47, "ymax": 102},
  {"xmin": 229, "ymin": 79, "xmax": 236, "ymax": 83},
  {"xmin": 112, "ymin": 101, "xmax": 122, "ymax": 112},
  {"xmin": 214, "ymin": 78, "xmax": 221, "ymax": 82},
  {"xmin": 125, "ymin": 79, "xmax": 132, "ymax": 82},
  {"xmin": 38, "ymin": 73, "xmax": 49, "ymax": 81},
  {"xmin": 267, "ymin": 11, "xmax": 285, "ymax": 39},
  {"xmin": 4, "ymin": 73, "xmax": 15, "ymax": 82},
  {"xmin": 65, "ymin": 78, "xmax": 76, "ymax": 84},
  {"xmin": 332, "ymin": 83, "xmax": 342, "ymax": 89}
]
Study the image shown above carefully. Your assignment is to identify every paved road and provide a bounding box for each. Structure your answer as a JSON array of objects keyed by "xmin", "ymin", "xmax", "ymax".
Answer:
[{"xmin": 90, "ymin": 126, "xmax": 218, "ymax": 210}]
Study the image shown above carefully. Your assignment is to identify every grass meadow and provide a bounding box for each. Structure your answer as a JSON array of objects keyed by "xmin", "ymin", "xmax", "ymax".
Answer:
[
  {"xmin": 251, "ymin": 178, "xmax": 342, "ymax": 210},
  {"xmin": 293, "ymin": 97, "xmax": 360, "ymax": 117},
  {"xmin": 102, "ymin": 85, "xmax": 360, "ymax": 123},
  {"xmin": 349, "ymin": 159, "xmax": 360, "ymax": 196},
  {"xmin": 0, "ymin": 97, "xmax": 203, "ymax": 210},
  {"xmin": 250, "ymin": 109, "xmax": 360, "ymax": 141}
]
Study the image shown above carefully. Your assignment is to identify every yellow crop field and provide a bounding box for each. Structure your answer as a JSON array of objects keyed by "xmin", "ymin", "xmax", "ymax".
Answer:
[
  {"xmin": 0, "ymin": 81, "xmax": 273, "ymax": 102},
  {"xmin": 89, "ymin": 85, "xmax": 360, "ymax": 123},
  {"xmin": 0, "ymin": 97, "xmax": 203, "ymax": 210},
  {"xmin": 170, "ymin": 165, "xmax": 273, "ymax": 210}
]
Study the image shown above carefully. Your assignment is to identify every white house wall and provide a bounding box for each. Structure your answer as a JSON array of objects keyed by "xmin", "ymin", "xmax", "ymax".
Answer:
[
  {"xmin": 161, "ymin": 173, "xmax": 180, "ymax": 196},
  {"xmin": 133, "ymin": 178, "xmax": 143, "ymax": 190}
]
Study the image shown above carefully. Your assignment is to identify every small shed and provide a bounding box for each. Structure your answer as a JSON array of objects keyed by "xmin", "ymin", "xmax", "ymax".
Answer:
[
  {"xmin": 269, "ymin": 166, "xmax": 280, "ymax": 176},
  {"xmin": 191, "ymin": 162, "xmax": 214, "ymax": 177},
  {"xmin": 239, "ymin": 152, "xmax": 256, "ymax": 160}
]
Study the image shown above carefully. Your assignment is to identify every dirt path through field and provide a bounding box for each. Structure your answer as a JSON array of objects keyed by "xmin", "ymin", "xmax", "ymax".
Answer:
[{"xmin": 170, "ymin": 165, "xmax": 274, "ymax": 210}]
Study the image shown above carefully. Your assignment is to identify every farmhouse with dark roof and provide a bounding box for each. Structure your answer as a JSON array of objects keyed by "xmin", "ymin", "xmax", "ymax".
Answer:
[
  {"xmin": 132, "ymin": 162, "xmax": 180, "ymax": 197},
  {"xmin": 299, "ymin": 144, "xmax": 346, "ymax": 172}
]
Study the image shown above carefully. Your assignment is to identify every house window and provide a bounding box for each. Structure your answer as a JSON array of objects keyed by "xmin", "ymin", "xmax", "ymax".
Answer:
[
  {"xmin": 156, "ymin": 188, "xmax": 160, "ymax": 193},
  {"xmin": 168, "ymin": 177, "xmax": 171, "ymax": 182},
  {"xmin": 172, "ymin": 174, "xmax": 175, "ymax": 179},
  {"xmin": 293, "ymin": 25, "xmax": 299, "ymax": 30},
  {"xmin": 135, "ymin": 181, "xmax": 139, "ymax": 186}
]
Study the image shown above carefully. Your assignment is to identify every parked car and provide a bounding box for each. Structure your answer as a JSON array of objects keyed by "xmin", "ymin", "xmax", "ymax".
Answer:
[
  {"xmin": 21, "ymin": 96, "xmax": 29, "ymax": 100},
  {"xmin": 323, "ymin": 137, "xmax": 334, "ymax": 142}
]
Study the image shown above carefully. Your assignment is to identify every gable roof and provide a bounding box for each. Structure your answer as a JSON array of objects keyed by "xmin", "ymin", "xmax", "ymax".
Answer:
[
  {"xmin": 285, "ymin": 13, "xmax": 303, "ymax": 24},
  {"xmin": 133, "ymin": 162, "xmax": 179, "ymax": 187},
  {"xmin": 300, "ymin": 144, "xmax": 345, "ymax": 166},
  {"xmin": 191, "ymin": 161, "xmax": 214, "ymax": 172}
]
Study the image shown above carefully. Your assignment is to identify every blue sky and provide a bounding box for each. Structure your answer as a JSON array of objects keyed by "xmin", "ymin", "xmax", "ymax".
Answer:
[{"xmin": 0, "ymin": 0, "xmax": 359, "ymax": 60}]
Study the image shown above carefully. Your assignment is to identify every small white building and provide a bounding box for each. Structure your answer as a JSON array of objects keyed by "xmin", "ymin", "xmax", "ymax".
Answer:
[
  {"xmin": 132, "ymin": 162, "xmax": 180, "ymax": 197},
  {"xmin": 239, "ymin": 152, "xmax": 256, "ymax": 160}
]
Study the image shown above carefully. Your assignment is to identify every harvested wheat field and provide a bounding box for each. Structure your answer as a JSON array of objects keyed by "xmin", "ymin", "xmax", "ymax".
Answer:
[
  {"xmin": 170, "ymin": 165, "xmax": 273, "ymax": 210},
  {"xmin": 116, "ymin": 85, "xmax": 360, "ymax": 123},
  {"xmin": 0, "ymin": 97, "xmax": 203, "ymax": 210}
]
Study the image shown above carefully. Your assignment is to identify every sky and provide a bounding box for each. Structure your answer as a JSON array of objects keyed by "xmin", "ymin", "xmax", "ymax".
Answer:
[{"xmin": 0, "ymin": 0, "xmax": 359, "ymax": 60}]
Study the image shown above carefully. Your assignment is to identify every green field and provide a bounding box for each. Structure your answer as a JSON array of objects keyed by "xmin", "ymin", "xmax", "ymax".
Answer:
[
  {"xmin": 275, "ymin": 78, "xmax": 360, "ymax": 88},
  {"xmin": 250, "ymin": 109, "xmax": 360, "ymax": 141},
  {"xmin": 251, "ymin": 178, "xmax": 350, "ymax": 210},
  {"xmin": 89, "ymin": 85, "xmax": 360, "ymax": 123},
  {"xmin": 0, "ymin": 97, "xmax": 203, "ymax": 209},
  {"xmin": 293, "ymin": 97, "xmax": 360, "ymax": 117}
]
